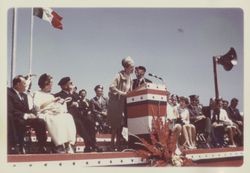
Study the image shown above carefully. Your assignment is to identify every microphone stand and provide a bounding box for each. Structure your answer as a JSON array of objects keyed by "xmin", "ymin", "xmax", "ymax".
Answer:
[{"xmin": 148, "ymin": 73, "xmax": 165, "ymax": 85}]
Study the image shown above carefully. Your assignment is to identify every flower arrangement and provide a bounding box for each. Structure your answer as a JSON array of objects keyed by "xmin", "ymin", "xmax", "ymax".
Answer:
[{"xmin": 132, "ymin": 115, "xmax": 194, "ymax": 166}]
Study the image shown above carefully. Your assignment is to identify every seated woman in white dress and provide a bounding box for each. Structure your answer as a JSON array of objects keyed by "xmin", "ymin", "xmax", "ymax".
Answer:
[
  {"xmin": 166, "ymin": 94, "xmax": 182, "ymax": 139},
  {"xmin": 165, "ymin": 94, "xmax": 182, "ymax": 155},
  {"xmin": 33, "ymin": 73, "xmax": 76, "ymax": 153},
  {"xmin": 177, "ymin": 96, "xmax": 196, "ymax": 149}
]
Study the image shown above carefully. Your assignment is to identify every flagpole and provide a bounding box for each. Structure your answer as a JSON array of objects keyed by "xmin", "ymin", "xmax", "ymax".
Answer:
[
  {"xmin": 10, "ymin": 8, "xmax": 17, "ymax": 86},
  {"xmin": 213, "ymin": 56, "xmax": 219, "ymax": 100},
  {"xmin": 29, "ymin": 8, "xmax": 34, "ymax": 75}
]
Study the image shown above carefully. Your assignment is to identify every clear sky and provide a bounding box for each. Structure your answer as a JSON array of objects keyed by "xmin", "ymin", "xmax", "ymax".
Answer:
[{"xmin": 7, "ymin": 8, "xmax": 243, "ymax": 111}]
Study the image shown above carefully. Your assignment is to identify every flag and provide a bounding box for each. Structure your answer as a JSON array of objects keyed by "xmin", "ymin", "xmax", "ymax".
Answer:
[{"xmin": 33, "ymin": 8, "xmax": 63, "ymax": 30}]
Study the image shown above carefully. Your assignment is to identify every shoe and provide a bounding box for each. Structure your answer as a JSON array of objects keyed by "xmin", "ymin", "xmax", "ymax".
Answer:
[
  {"xmin": 93, "ymin": 147, "xmax": 103, "ymax": 152},
  {"xmin": 213, "ymin": 143, "xmax": 221, "ymax": 148},
  {"xmin": 66, "ymin": 144, "xmax": 75, "ymax": 154},
  {"xmin": 8, "ymin": 145, "xmax": 19, "ymax": 154},
  {"xmin": 201, "ymin": 143, "xmax": 210, "ymax": 149},
  {"xmin": 188, "ymin": 146, "xmax": 196, "ymax": 150},
  {"xmin": 55, "ymin": 145, "xmax": 66, "ymax": 154},
  {"xmin": 175, "ymin": 146, "xmax": 182, "ymax": 155},
  {"xmin": 115, "ymin": 146, "xmax": 123, "ymax": 152},
  {"xmin": 38, "ymin": 146, "xmax": 47, "ymax": 154},
  {"xmin": 182, "ymin": 142, "xmax": 190, "ymax": 150},
  {"xmin": 109, "ymin": 146, "xmax": 115, "ymax": 152},
  {"xmin": 228, "ymin": 144, "xmax": 237, "ymax": 148},
  {"xmin": 84, "ymin": 147, "xmax": 92, "ymax": 153},
  {"xmin": 18, "ymin": 146, "xmax": 26, "ymax": 154}
]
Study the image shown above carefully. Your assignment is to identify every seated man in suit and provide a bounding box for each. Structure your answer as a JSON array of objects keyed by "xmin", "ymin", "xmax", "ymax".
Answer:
[
  {"xmin": 55, "ymin": 77, "xmax": 100, "ymax": 152},
  {"xmin": 132, "ymin": 66, "xmax": 152, "ymax": 90},
  {"xmin": 78, "ymin": 89, "xmax": 96, "ymax": 150},
  {"xmin": 90, "ymin": 85, "xmax": 110, "ymax": 134},
  {"xmin": 188, "ymin": 95, "xmax": 212, "ymax": 148},
  {"xmin": 226, "ymin": 98, "xmax": 243, "ymax": 146},
  {"xmin": 78, "ymin": 89, "xmax": 91, "ymax": 118},
  {"xmin": 202, "ymin": 98, "xmax": 220, "ymax": 148},
  {"xmin": 8, "ymin": 75, "xmax": 47, "ymax": 154},
  {"xmin": 211, "ymin": 98, "xmax": 237, "ymax": 147}
]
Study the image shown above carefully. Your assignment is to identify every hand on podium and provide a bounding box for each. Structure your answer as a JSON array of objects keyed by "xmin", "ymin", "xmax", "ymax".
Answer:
[
  {"xmin": 126, "ymin": 91, "xmax": 132, "ymax": 96},
  {"xmin": 121, "ymin": 91, "xmax": 130, "ymax": 96}
]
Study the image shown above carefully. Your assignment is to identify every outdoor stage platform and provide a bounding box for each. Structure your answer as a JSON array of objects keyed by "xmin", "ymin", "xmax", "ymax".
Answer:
[{"xmin": 8, "ymin": 147, "xmax": 243, "ymax": 167}]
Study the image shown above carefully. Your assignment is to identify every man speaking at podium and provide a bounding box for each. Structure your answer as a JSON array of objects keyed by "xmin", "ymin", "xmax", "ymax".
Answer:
[{"xmin": 132, "ymin": 66, "xmax": 152, "ymax": 90}]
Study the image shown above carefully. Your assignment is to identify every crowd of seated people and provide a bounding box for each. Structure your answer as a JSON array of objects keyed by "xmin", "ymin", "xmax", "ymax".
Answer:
[
  {"xmin": 7, "ymin": 57, "xmax": 243, "ymax": 154},
  {"xmin": 7, "ymin": 74, "xmax": 111, "ymax": 154},
  {"xmin": 8, "ymin": 75, "xmax": 47, "ymax": 154},
  {"xmin": 7, "ymin": 57, "xmax": 135, "ymax": 154},
  {"xmin": 165, "ymin": 93, "xmax": 243, "ymax": 150},
  {"xmin": 8, "ymin": 74, "xmax": 244, "ymax": 155}
]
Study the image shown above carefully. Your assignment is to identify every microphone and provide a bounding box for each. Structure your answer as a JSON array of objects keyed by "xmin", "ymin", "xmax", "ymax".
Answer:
[{"xmin": 148, "ymin": 73, "xmax": 164, "ymax": 81}]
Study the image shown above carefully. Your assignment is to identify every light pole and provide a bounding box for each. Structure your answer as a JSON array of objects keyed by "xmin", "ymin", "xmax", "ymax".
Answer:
[{"xmin": 212, "ymin": 47, "xmax": 237, "ymax": 100}]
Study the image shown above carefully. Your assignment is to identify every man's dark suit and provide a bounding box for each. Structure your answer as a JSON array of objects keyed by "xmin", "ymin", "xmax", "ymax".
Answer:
[
  {"xmin": 90, "ymin": 96, "xmax": 108, "ymax": 116},
  {"xmin": 90, "ymin": 96, "xmax": 109, "ymax": 133},
  {"xmin": 202, "ymin": 106, "xmax": 222, "ymax": 147},
  {"xmin": 132, "ymin": 78, "xmax": 152, "ymax": 90},
  {"xmin": 7, "ymin": 88, "xmax": 47, "ymax": 153},
  {"xmin": 227, "ymin": 107, "xmax": 243, "ymax": 122},
  {"xmin": 187, "ymin": 104, "xmax": 212, "ymax": 148},
  {"xmin": 54, "ymin": 90, "xmax": 96, "ymax": 150},
  {"xmin": 188, "ymin": 104, "xmax": 212, "ymax": 134},
  {"xmin": 226, "ymin": 106, "xmax": 243, "ymax": 146}
]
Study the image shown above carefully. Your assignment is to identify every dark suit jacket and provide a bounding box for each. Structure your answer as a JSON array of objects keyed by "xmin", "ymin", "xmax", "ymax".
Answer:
[
  {"xmin": 7, "ymin": 88, "xmax": 33, "ymax": 121},
  {"xmin": 54, "ymin": 90, "xmax": 72, "ymax": 108},
  {"xmin": 226, "ymin": 107, "xmax": 243, "ymax": 122},
  {"xmin": 132, "ymin": 77, "xmax": 152, "ymax": 90},
  {"xmin": 54, "ymin": 90, "xmax": 80, "ymax": 116},
  {"xmin": 202, "ymin": 106, "xmax": 221, "ymax": 123},
  {"xmin": 90, "ymin": 96, "xmax": 108, "ymax": 116},
  {"xmin": 202, "ymin": 106, "xmax": 212, "ymax": 119},
  {"xmin": 78, "ymin": 98, "xmax": 91, "ymax": 116},
  {"xmin": 7, "ymin": 87, "xmax": 33, "ymax": 144},
  {"xmin": 188, "ymin": 104, "xmax": 203, "ymax": 123}
]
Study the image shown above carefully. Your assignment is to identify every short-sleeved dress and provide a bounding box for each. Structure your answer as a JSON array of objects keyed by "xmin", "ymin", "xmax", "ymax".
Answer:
[{"xmin": 33, "ymin": 90, "xmax": 76, "ymax": 146}]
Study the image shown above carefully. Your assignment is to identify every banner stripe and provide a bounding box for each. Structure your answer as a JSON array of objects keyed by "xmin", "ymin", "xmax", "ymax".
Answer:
[
  {"xmin": 127, "ymin": 89, "xmax": 167, "ymax": 97},
  {"xmin": 127, "ymin": 103, "xmax": 166, "ymax": 118}
]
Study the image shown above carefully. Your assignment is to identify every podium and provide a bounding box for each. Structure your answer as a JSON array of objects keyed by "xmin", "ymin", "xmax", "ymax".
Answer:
[{"xmin": 126, "ymin": 83, "xmax": 168, "ymax": 136}]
